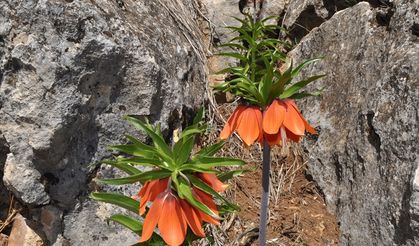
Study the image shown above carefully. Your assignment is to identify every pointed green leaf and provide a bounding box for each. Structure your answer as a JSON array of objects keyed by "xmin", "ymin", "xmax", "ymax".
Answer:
[
  {"xmin": 197, "ymin": 141, "xmax": 225, "ymax": 157},
  {"xmin": 116, "ymin": 156, "xmax": 164, "ymax": 167},
  {"xmin": 291, "ymin": 58, "xmax": 322, "ymax": 78},
  {"xmin": 189, "ymin": 156, "xmax": 246, "ymax": 168},
  {"xmin": 217, "ymin": 169, "xmax": 252, "ymax": 182},
  {"xmin": 109, "ymin": 214, "xmax": 142, "ymax": 234},
  {"xmin": 279, "ymin": 74, "xmax": 325, "ymax": 99},
  {"xmin": 174, "ymin": 136, "xmax": 195, "ymax": 165},
  {"xmin": 177, "ymin": 178, "xmax": 221, "ymax": 220},
  {"xmin": 188, "ymin": 175, "xmax": 239, "ymax": 212},
  {"xmin": 108, "ymin": 144, "xmax": 148, "ymax": 157},
  {"xmin": 193, "ymin": 107, "xmax": 204, "ymax": 125},
  {"xmin": 124, "ymin": 116, "xmax": 173, "ymax": 164},
  {"xmin": 97, "ymin": 169, "xmax": 171, "ymax": 185},
  {"xmin": 101, "ymin": 160, "xmax": 142, "ymax": 175},
  {"xmin": 289, "ymin": 88, "xmax": 324, "ymax": 99},
  {"xmin": 91, "ymin": 192, "xmax": 139, "ymax": 213}
]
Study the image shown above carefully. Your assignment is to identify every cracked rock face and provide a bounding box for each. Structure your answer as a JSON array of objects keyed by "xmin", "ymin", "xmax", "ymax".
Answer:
[
  {"xmin": 290, "ymin": 1, "xmax": 418, "ymax": 245},
  {"xmin": 0, "ymin": 0, "xmax": 206, "ymax": 244}
]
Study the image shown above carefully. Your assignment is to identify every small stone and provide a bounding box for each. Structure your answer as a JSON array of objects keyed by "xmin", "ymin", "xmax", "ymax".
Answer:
[
  {"xmin": 0, "ymin": 234, "xmax": 8, "ymax": 246},
  {"xmin": 8, "ymin": 214, "xmax": 45, "ymax": 246}
]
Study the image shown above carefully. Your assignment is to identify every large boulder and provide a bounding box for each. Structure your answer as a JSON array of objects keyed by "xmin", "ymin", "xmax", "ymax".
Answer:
[
  {"xmin": 290, "ymin": 1, "xmax": 418, "ymax": 245},
  {"xmin": 0, "ymin": 0, "xmax": 206, "ymax": 244}
]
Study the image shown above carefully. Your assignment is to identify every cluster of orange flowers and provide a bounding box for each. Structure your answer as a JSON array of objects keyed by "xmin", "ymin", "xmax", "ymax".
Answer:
[
  {"xmin": 221, "ymin": 99, "xmax": 316, "ymax": 146},
  {"xmin": 137, "ymin": 173, "xmax": 226, "ymax": 246}
]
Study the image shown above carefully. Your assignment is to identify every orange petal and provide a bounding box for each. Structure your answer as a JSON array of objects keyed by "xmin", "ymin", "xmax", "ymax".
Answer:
[
  {"xmin": 285, "ymin": 128, "xmax": 302, "ymax": 143},
  {"xmin": 193, "ymin": 188, "xmax": 220, "ymax": 225},
  {"xmin": 197, "ymin": 173, "xmax": 228, "ymax": 192},
  {"xmin": 255, "ymin": 107, "xmax": 263, "ymax": 143},
  {"xmin": 264, "ymin": 132, "xmax": 281, "ymax": 146},
  {"xmin": 303, "ymin": 118, "xmax": 317, "ymax": 134},
  {"xmin": 283, "ymin": 100, "xmax": 305, "ymax": 136},
  {"xmin": 158, "ymin": 193, "xmax": 187, "ymax": 246},
  {"xmin": 179, "ymin": 199, "xmax": 205, "ymax": 237},
  {"xmin": 286, "ymin": 99, "xmax": 317, "ymax": 134},
  {"xmin": 139, "ymin": 181, "xmax": 155, "ymax": 215},
  {"xmin": 220, "ymin": 105, "xmax": 246, "ymax": 140},
  {"xmin": 139, "ymin": 192, "xmax": 167, "ymax": 242},
  {"xmin": 139, "ymin": 178, "xmax": 168, "ymax": 215},
  {"xmin": 148, "ymin": 178, "xmax": 169, "ymax": 201},
  {"xmin": 138, "ymin": 181, "xmax": 149, "ymax": 197},
  {"xmin": 236, "ymin": 107, "xmax": 261, "ymax": 146},
  {"xmin": 262, "ymin": 100, "xmax": 286, "ymax": 134}
]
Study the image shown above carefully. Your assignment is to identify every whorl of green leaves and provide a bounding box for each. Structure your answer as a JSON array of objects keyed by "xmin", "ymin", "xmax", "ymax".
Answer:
[
  {"xmin": 213, "ymin": 15, "xmax": 324, "ymax": 107},
  {"xmin": 91, "ymin": 108, "xmax": 246, "ymax": 242}
]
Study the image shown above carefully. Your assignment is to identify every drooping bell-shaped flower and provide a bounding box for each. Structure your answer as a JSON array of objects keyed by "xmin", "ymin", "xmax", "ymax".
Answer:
[
  {"xmin": 138, "ymin": 177, "xmax": 222, "ymax": 246},
  {"xmin": 139, "ymin": 189, "xmax": 188, "ymax": 246},
  {"xmin": 262, "ymin": 99, "xmax": 316, "ymax": 146},
  {"xmin": 220, "ymin": 99, "xmax": 316, "ymax": 147},
  {"xmin": 220, "ymin": 105, "xmax": 263, "ymax": 146},
  {"xmin": 137, "ymin": 178, "xmax": 169, "ymax": 215}
]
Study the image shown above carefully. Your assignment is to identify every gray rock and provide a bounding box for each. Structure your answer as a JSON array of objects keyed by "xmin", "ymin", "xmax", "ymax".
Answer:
[
  {"xmin": 62, "ymin": 200, "xmax": 138, "ymax": 246},
  {"xmin": 0, "ymin": 0, "xmax": 206, "ymax": 244},
  {"xmin": 282, "ymin": 0, "xmax": 393, "ymax": 40},
  {"xmin": 290, "ymin": 1, "xmax": 418, "ymax": 245}
]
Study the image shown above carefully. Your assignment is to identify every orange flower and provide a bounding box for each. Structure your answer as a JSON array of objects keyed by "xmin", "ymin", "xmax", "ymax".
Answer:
[
  {"xmin": 196, "ymin": 173, "xmax": 228, "ymax": 192},
  {"xmin": 138, "ymin": 179, "xmax": 221, "ymax": 246},
  {"xmin": 137, "ymin": 178, "xmax": 169, "ymax": 215},
  {"xmin": 140, "ymin": 190, "xmax": 188, "ymax": 246},
  {"xmin": 262, "ymin": 99, "xmax": 316, "ymax": 146},
  {"xmin": 220, "ymin": 100, "xmax": 316, "ymax": 146},
  {"xmin": 220, "ymin": 105, "xmax": 263, "ymax": 146}
]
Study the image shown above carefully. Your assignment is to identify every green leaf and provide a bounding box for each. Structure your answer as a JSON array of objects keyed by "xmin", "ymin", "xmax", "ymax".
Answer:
[
  {"xmin": 214, "ymin": 66, "xmax": 245, "ymax": 75},
  {"xmin": 177, "ymin": 178, "xmax": 221, "ymax": 220},
  {"xmin": 124, "ymin": 116, "xmax": 174, "ymax": 164},
  {"xmin": 180, "ymin": 124, "xmax": 206, "ymax": 139},
  {"xmin": 291, "ymin": 58, "xmax": 322, "ymax": 78},
  {"xmin": 101, "ymin": 160, "xmax": 142, "ymax": 175},
  {"xmin": 193, "ymin": 107, "xmax": 204, "ymax": 125},
  {"xmin": 217, "ymin": 169, "xmax": 252, "ymax": 182},
  {"xmin": 279, "ymin": 74, "xmax": 325, "ymax": 99},
  {"xmin": 268, "ymin": 62, "xmax": 293, "ymax": 102},
  {"xmin": 97, "ymin": 169, "xmax": 171, "ymax": 185},
  {"xmin": 289, "ymin": 88, "xmax": 324, "ymax": 99},
  {"xmin": 174, "ymin": 135, "xmax": 195, "ymax": 165},
  {"xmin": 109, "ymin": 214, "xmax": 142, "ymax": 234},
  {"xmin": 191, "ymin": 156, "xmax": 246, "ymax": 168},
  {"xmin": 108, "ymin": 144, "xmax": 149, "ymax": 157},
  {"xmin": 261, "ymin": 15, "xmax": 279, "ymax": 23},
  {"xmin": 116, "ymin": 156, "xmax": 165, "ymax": 168},
  {"xmin": 124, "ymin": 134, "xmax": 157, "ymax": 158},
  {"xmin": 196, "ymin": 141, "xmax": 225, "ymax": 157},
  {"xmin": 91, "ymin": 192, "xmax": 139, "ymax": 213},
  {"xmin": 259, "ymin": 56, "xmax": 274, "ymax": 104},
  {"xmin": 177, "ymin": 165, "xmax": 218, "ymax": 173}
]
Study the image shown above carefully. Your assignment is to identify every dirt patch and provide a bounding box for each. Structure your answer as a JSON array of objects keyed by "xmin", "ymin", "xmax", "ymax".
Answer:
[{"xmin": 226, "ymin": 156, "xmax": 339, "ymax": 246}]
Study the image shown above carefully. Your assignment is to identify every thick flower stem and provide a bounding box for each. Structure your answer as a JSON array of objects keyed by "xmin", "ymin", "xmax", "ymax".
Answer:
[{"xmin": 259, "ymin": 140, "xmax": 271, "ymax": 245}]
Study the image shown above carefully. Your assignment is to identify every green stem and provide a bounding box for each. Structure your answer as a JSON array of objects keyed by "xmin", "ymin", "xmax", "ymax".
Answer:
[{"xmin": 259, "ymin": 139, "xmax": 271, "ymax": 245}]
